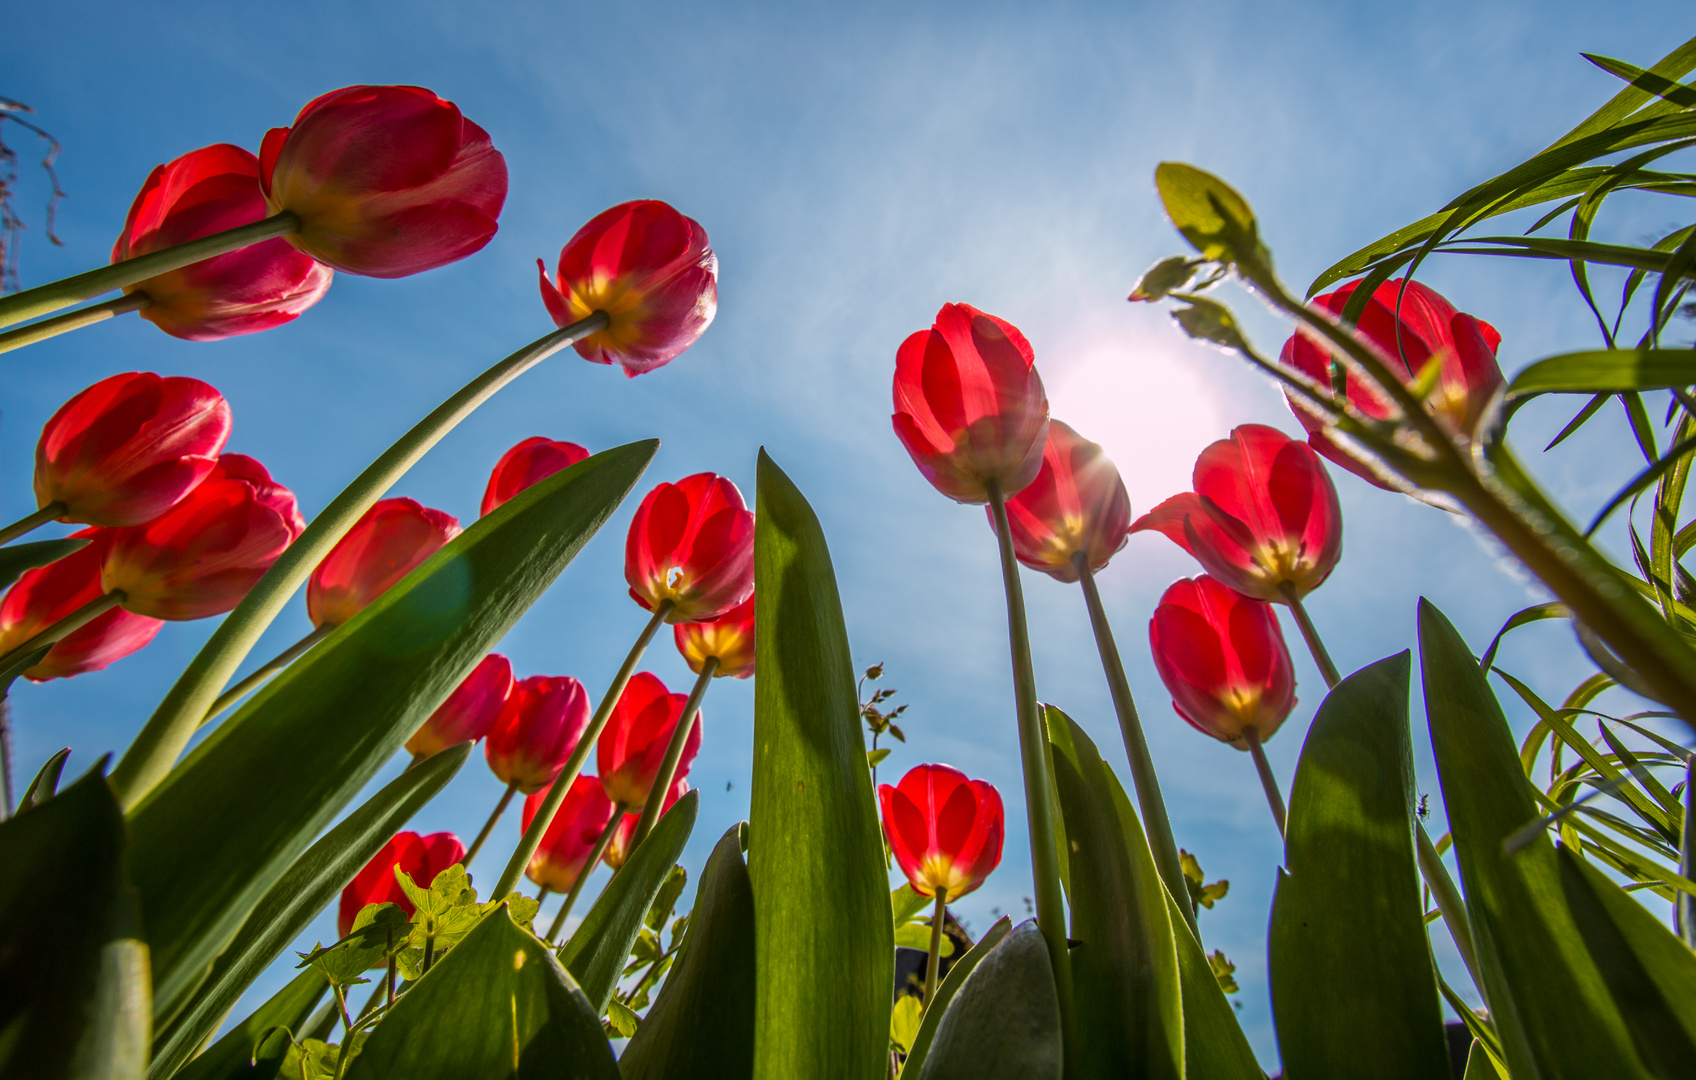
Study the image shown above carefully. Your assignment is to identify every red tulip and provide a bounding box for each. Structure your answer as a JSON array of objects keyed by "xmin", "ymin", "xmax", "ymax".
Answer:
[
  {"xmin": 1149, "ymin": 575, "xmax": 1297, "ymax": 747},
  {"xmin": 597, "ymin": 671, "xmax": 701, "ymax": 810},
  {"xmin": 306, "ymin": 497, "xmax": 461, "ymax": 628},
  {"xmin": 480, "ymin": 437, "xmax": 591, "ymax": 517},
  {"xmin": 879, "ymin": 764, "xmax": 1004, "ymax": 900},
  {"xmin": 602, "ymin": 778, "xmax": 689, "ymax": 871},
  {"xmin": 625, "ymin": 473, "xmax": 755, "ymax": 623},
  {"xmin": 35, "ymin": 372, "xmax": 231, "ymax": 527},
  {"xmin": 1281, "ymin": 278, "xmax": 1504, "ymax": 488},
  {"xmin": 260, "ymin": 85, "xmax": 508, "ymax": 278},
  {"xmin": 406, "ymin": 653, "xmax": 514, "ymax": 760},
  {"xmin": 522, "ymin": 776, "xmax": 616, "ymax": 892},
  {"xmin": 1132, "ymin": 425, "xmax": 1342, "ymax": 603},
  {"xmin": 892, "ymin": 302, "xmax": 1050, "ymax": 504},
  {"xmin": 995, "ymin": 420, "xmax": 1130, "ymax": 583},
  {"xmin": 485, "ymin": 675, "xmax": 591, "ymax": 794},
  {"xmin": 0, "ymin": 529, "xmax": 162, "ymax": 681},
  {"xmin": 337, "ymin": 830, "xmax": 465, "ymax": 937},
  {"xmin": 101, "ymin": 453, "xmax": 304, "ymax": 620},
  {"xmin": 114, "ymin": 144, "xmax": 332, "ymax": 341},
  {"xmin": 674, "ymin": 592, "xmax": 755, "ymax": 679},
  {"xmin": 537, "ymin": 200, "xmax": 718, "ymax": 377}
]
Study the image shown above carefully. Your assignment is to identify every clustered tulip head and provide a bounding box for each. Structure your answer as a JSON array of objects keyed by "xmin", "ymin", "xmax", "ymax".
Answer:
[
  {"xmin": 338, "ymin": 830, "xmax": 465, "ymax": 938},
  {"xmin": 892, "ymin": 302, "xmax": 1050, "ymax": 505},
  {"xmin": 673, "ymin": 592, "xmax": 756, "ymax": 680},
  {"xmin": 878, "ymin": 763, "xmax": 1004, "ymax": 900},
  {"xmin": 522, "ymin": 776, "xmax": 615, "ymax": 893},
  {"xmin": 481, "ymin": 437, "xmax": 591, "ymax": 517},
  {"xmin": 306, "ymin": 497, "xmax": 461, "ymax": 629},
  {"xmin": 998, "ymin": 420, "xmax": 1131, "ymax": 583},
  {"xmin": 0, "ymin": 530, "xmax": 162, "ymax": 681},
  {"xmin": 260, "ymin": 85, "xmax": 508, "ymax": 278},
  {"xmin": 538, "ymin": 200, "xmax": 718, "ymax": 377},
  {"xmin": 1149, "ymin": 575, "xmax": 1297, "ymax": 748},
  {"xmin": 1134, "ymin": 424, "xmax": 1342, "ymax": 603},
  {"xmin": 625, "ymin": 472, "xmax": 756, "ymax": 624},
  {"xmin": 115, "ymin": 143, "xmax": 332, "ymax": 341},
  {"xmin": 406, "ymin": 652, "xmax": 514, "ymax": 760},
  {"xmin": 603, "ymin": 778, "xmax": 689, "ymax": 871},
  {"xmin": 485, "ymin": 674, "xmax": 592, "ymax": 794},
  {"xmin": 597, "ymin": 671, "xmax": 701, "ymax": 810}
]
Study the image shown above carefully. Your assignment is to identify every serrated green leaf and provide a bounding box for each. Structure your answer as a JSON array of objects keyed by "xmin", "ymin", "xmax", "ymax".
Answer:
[
  {"xmin": 0, "ymin": 536, "xmax": 87, "ymax": 592},
  {"xmin": 914, "ymin": 921, "xmax": 1060, "ymax": 1080},
  {"xmin": 898, "ymin": 917, "xmax": 1012, "ymax": 1080},
  {"xmin": 298, "ymin": 904, "xmax": 411, "ymax": 985},
  {"xmin": 173, "ymin": 967, "xmax": 327, "ymax": 1080},
  {"xmin": 867, "ymin": 747, "xmax": 892, "ymax": 768},
  {"xmin": 606, "ymin": 999, "xmax": 640, "ymax": 1039}
]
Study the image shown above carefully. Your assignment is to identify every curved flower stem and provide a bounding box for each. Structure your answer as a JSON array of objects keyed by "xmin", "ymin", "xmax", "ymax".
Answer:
[
  {"xmin": 0, "ymin": 502, "xmax": 66, "ymax": 547},
  {"xmin": 1242, "ymin": 725, "xmax": 1287, "ymax": 834},
  {"xmin": 1278, "ymin": 584, "xmax": 1341, "ymax": 689},
  {"xmin": 0, "ymin": 292, "xmax": 150, "ymax": 355},
  {"xmin": 0, "ymin": 212, "xmax": 300, "ymax": 329},
  {"xmin": 923, "ymin": 887, "xmax": 949, "ymax": 1012},
  {"xmin": 199, "ymin": 623, "xmax": 334, "ymax": 727},
  {"xmin": 549, "ymin": 807, "xmax": 626, "ymax": 943},
  {"xmin": 627, "ymin": 657, "xmax": 717, "ymax": 855},
  {"xmin": 984, "ymin": 479, "xmax": 1075, "ymax": 1040},
  {"xmin": 1074, "ymin": 555, "xmax": 1194, "ymax": 936},
  {"xmin": 493, "ymin": 601, "xmax": 672, "ymax": 899},
  {"xmin": 0, "ymin": 589, "xmax": 125, "ymax": 674},
  {"xmin": 464, "ymin": 781, "xmax": 520, "ymax": 870},
  {"xmin": 110, "ymin": 311, "xmax": 612, "ymax": 811}
]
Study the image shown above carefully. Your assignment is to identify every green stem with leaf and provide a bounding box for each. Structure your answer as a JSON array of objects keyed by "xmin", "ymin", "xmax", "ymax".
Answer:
[{"xmin": 923, "ymin": 887, "xmax": 949, "ymax": 1012}]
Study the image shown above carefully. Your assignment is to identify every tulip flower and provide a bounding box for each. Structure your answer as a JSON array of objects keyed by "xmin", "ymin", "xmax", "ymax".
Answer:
[
  {"xmin": 1280, "ymin": 277, "xmax": 1504, "ymax": 488},
  {"xmin": 101, "ymin": 453, "xmax": 304, "ymax": 621},
  {"xmin": 0, "ymin": 529, "xmax": 162, "ymax": 682},
  {"xmin": 406, "ymin": 653, "xmax": 514, "ymax": 760},
  {"xmin": 114, "ymin": 144, "xmax": 332, "ymax": 341},
  {"xmin": 338, "ymin": 830, "xmax": 465, "ymax": 938},
  {"xmin": 480, "ymin": 437, "xmax": 591, "ymax": 516},
  {"xmin": 485, "ymin": 675, "xmax": 592, "ymax": 796},
  {"xmin": 598, "ymin": 672, "xmax": 701, "ymax": 811},
  {"xmin": 260, "ymin": 85, "xmax": 508, "ymax": 278},
  {"xmin": 538, "ymin": 200, "xmax": 718, "ymax": 377},
  {"xmin": 674, "ymin": 592, "xmax": 755, "ymax": 680},
  {"xmin": 603, "ymin": 778, "xmax": 688, "ymax": 871},
  {"xmin": 892, "ymin": 302, "xmax": 1050, "ymax": 504},
  {"xmin": 521, "ymin": 776, "xmax": 616, "ymax": 895},
  {"xmin": 28, "ymin": 372, "xmax": 231, "ymax": 532},
  {"xmin": 307, "ymin": 497, "xmax": 461, "ymax": 628},
  {"xmin": 625, "ymin": 473, "xmax": 755, "ymax": 623},
  {"xmin": 996, "ymin": 420, "xmax": 1130, "ymax": 583}
]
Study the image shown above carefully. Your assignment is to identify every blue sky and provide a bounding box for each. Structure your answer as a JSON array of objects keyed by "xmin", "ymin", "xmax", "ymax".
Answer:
[{"xmin": 4, "ymin": 0, "xmax": 1690, "ymax": 1067}]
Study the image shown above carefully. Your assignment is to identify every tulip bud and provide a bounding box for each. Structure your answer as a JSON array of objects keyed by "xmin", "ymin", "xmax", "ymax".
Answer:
[
  {"xmin": 406, "ymin": 653, "xmax": 514, "ymax": 760},
  {"xmin": 0, "ymin": 529, "xmax": 162, "ymax": 681},
  {"xmin": 260, "ymin": 85, "xmax": 508, "ymax": 278},
  {"xmin": 673, "ymin": 592, "xmax": 755, "ymax": 679},
  {"xmin": 602, "ymin": 778, "xmax": 689, "ymax": 871},
  {"xmin": 1149, "ymin": 575, "xmax": 1297, "ymax": 747},
  {"xmin": 306, "ymin": 497, "xmax": 461, "ymax": 628},
  {"xmin": 1132, "ymin": 425, "xmax": 1342, "ymax": 603},
  {"xmin": 597, "ymin": 672, "xmax": 700, "ymax": 810},
  {"xmin": 538, "ymin": 200, "xmax": 718, "ymax": 377},
  {"xmin": 35, "ymin": 372, "xmax": 231, "ymax": 528},
  {"xmin": 338, "ymin": 830, "xmax": 465, "ymax": 938},
  {"xmin": 480, "ymin": 437, "xmax": 591, "ymax": 517},
  {"xmin": 522, "ymin": 776, "xmax": 616, "ymax": 893},
  {"xmin": 892, "ymin": 302, "xmax": 1050, "ymax": 504},
  {"xmin": 101, "ymin": 453, "xmax": 304, "ymax": 620},
  {"xmin": 485, "ymin": 675, "xmax": 591, "ymax": 794},
  {"xmin": 995, "ymin": 420, "xmax": 1130, "ymax": 583},
  {"xmin": 878, "ymin": 764, "xmax": 1004, "ymax": 899},
  {"xmin": 625, "ymin": 473, "xmax": 755, "ymax": 623},
  {"xmin": 115, "ymin": 144, "xmax": 332, "ymax": 341}
]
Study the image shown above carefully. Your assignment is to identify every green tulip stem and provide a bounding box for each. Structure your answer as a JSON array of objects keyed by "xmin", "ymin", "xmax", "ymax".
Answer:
[
  {"xmin": 923, "ymin": 887, "xmax": 949, "ymax": 1013},
  {"xmin": 464, "ymin": 780, "xmax": 521, "ymax": 870},
  {"xmin": 0, "ymin": 502, "xmax": 66, "ymax": 547},
  {"xmin": 493, "ymin": 600, "xmax": 672, "ymax": 899},
  {"xmin": 1278, "ymin": 583, "xmax": 1342, "ymax": 689},
  {"xmin": 0, "ymin": 211, "xmax": 300, "ymax": 330},
  {"xmin": 0, "ymin": 589, "xmax": 126, "ymax": 675},
  {"xmin": 200, "ymin": 623, "xmax": 334, "ymax": 727},
  {"xmin": 1073, "ymin": 554, "xmax": 1195, "ymax": 936},
  {"xmin": 627, "ymin": 656, "xmax": 717, "ymax": 855},
  {"xmin": 0, "ymin": 292, "xmax": 151, "ymax": 355},
  {"xmin": 1242, "ymin": 725, "xmax": 1287, "ymax": 834},
  {"xmin": 984, "ymin": 478, "xmax": 1075, "ymax": 1041},
  {"xmin": 1680, "ymin": 757, "xmax": 1696, "ymax": 949},
  {"xmin": 331, "ymin": 983, "xmax": 354, "ymax": 1039},
  {"xmin": 549, "ymin": 806, "xmax": 627, "ymax": 943},
  {"xmin": 536, "ymin": 884, "xmax": 551, "ymax": 904},
  {"xmin": 1416, "ymin": 824, "xmax": 1484, "ymax": 994},
  {"xmin": 110, "ymin": 310, "xmax": 612, "ymax": 811}
]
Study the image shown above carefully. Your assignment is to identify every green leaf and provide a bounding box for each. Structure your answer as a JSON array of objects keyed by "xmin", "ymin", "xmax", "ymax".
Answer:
[
  {"xmin": 0, "ymin": 644, "xmax": 51, "ymax": 701},
  {"xmin": 899, "ymin": 917, "xmax": 1012, "ymax": 1080},
  {"xmin": 748, "ymin": 450, "xmax": 894, "ymax": 1080},
  {"xmin": 343, "ymin": 905, "xmax": 618, "ymax": 1079},
  {"xmin": 1047, "ymin": 708, "xmax": 1182, "ymax": 1079},
  {"xmin": 1128, "ymin": 256, "xmax": 1204, "ymax": 302},
  {"xmin": 1170, "ymin": 295, "xmax": 1251, "ymax": 352},
  {"xmin": 913, "ymin": 921, "xmax": 1060, "ymax": 1080},
  {"xmin": 893, "ymin": 922, "xmax": 955, "ymax": 957},
  {"xmin": 1268, "ymin": 653, "xmax": 1450, "ymax": 1079},
  {"xmin": 0, "ymin": 536, "xmax": 87, "ymax": 592},
  {"xmin": 15, "ymin": 746, "xmax": 72, "ymax": 811},
  {"xmin": 558, "ymin": 789, "xmax": 699, "ymax": 1013},
  {"xmin": 172, "ymin": 967, "xmax": 327, "ymax": 1080},
  {"xmin": 605, "ymin": 999, "xmax": 640, "ymax": 1039},
  {"xmin": 1418, "ymin": 599, "xmax": 1652, "ymax": 1079},
  {"xmin": 0, "ymin": 765, "xmax": 148, "ymax": 1080},
  {"xmin": 892, "ymin": 884, "xmax": 929, "ymax": 928},
  {"xmin": 297, "ymin": 903, "xmax": 411, "ymax": 986},
  {"xmin": 1153, "ymin": 162, "xmax": 1267, "ymax": 267},
  {"xmin": 126, "ymin": 440, "xmax": 656, "ymax": 1021},
  {"xmin": 1168, "ymin": 890, "xmax": 1262, "ymax": 1080},
  {"xmin": 890, "ymin": 996, "xmax": 923, "ymax": 1055},
  {"xmin": 147, "ymin": 744, "xmax": 470, "ymax": 1079},
  {"xmin": 867, "ymin": 747, "xmax": 892, "ymax": 768},
  {"xmin": 618, "ymin": 825, "xmax": 757, "ymax": 1080}
]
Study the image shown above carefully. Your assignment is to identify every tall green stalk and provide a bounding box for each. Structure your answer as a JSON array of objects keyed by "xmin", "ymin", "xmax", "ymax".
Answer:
[
  {"xmin": 628, "ymin": 656, "xmax": 716, "ymax": 855},
  {"xmin": 0, "ymin": 292, "xmax": 149, "ymax": 354}
]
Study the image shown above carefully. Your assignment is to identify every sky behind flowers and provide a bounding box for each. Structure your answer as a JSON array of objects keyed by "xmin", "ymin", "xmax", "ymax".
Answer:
[{"xmin": 4, "ymin": 0, "xmax": 1689, "ymax": 1066}]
